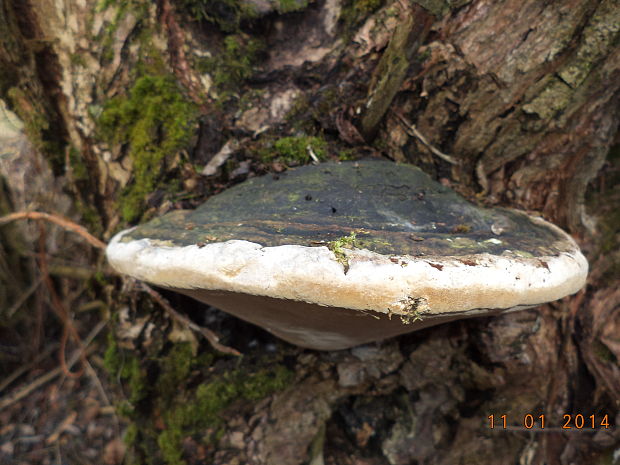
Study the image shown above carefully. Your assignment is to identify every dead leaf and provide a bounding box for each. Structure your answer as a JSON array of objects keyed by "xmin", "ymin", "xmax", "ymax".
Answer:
[{"xmin": 103, "ymin": 438, "xmax": 126, "ymax": 465}]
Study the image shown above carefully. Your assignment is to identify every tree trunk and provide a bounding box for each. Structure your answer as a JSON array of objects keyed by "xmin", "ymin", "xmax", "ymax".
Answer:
[{"xmin": 1, "ymin": 0, "xmax": 619, "ymax": 464}]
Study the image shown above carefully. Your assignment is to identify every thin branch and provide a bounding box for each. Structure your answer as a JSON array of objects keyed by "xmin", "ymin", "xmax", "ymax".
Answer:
[
  {"xmin": 1, "ymin": 211, "xmax": 106, "ymax": 379},
  {"xmin": 0, "ymin": 211, "xmax": 107, "ymax": 250},
  {"xmin": 0, "ymin": 343, "xmax": 58, "ymax": 393},
  {"xmin": 6, "ymin": 275, "xmax": 44, "ymax": 318},
  {"xmin": 139, "ymin": 282, "xmax": 241, "ymax": 356},
  {"xmin": 46, "ymin": 411, "xmax": 78, "ymax": 444},
  {"xmin": 391, "ymin": 110, "xmax": 459, "ymax": 165},
  {"xmin": 1, "ymin": 210, "xmax": 240, "ymax": 359},
  {"xmin": 38, "ymin": 222, "xmax": 86, "ymax": 379},
  {"xmin": 84, "ymin": 357, "xmax": 121, "ymax": 436},
  {"xmin": 0, "ymin": 319, "xmax": 106, "ymax": 412}
]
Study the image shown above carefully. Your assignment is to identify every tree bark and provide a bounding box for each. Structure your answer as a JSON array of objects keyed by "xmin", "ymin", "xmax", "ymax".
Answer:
[{"xmin": 1, "ymin": 0, "xmax": 619, "ymax": 464}]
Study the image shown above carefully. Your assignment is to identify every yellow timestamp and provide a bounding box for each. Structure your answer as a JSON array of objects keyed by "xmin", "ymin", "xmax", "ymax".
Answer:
[{"xmin": 488, "ymin": 414, "xmax": 611, "ymax": 430}]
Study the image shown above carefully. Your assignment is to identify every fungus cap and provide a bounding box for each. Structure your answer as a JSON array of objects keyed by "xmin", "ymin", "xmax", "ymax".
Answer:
[{"xmin": 106, "ymin": 160, "xmax": 588, "ymax": 350}]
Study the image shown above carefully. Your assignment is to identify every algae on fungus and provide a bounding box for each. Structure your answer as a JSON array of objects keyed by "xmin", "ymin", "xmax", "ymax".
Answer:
[{"xmin": 327, "ymin": 231, "xmax": 358, "ymax": 271}]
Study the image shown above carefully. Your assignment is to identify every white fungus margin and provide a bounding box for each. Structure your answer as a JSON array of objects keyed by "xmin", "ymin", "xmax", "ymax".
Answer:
[{"xmin": 106, "ymin": 226, "xmax": 588, "ymax": 317}]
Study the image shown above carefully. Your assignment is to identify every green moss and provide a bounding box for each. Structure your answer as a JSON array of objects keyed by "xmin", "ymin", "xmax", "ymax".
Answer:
[
  {"xmin": 593, "ymin": 339, "xmax": 617, "ymax": 364},
  {"xmin": 117, "ymin": 343, "xmax": 294, "ymax": 463},
  {"xmin": 116, "ymin": 400, "xmax": 134, "ymax": 419},
  {"xmin": 104, "ymin": 332, "xmax": 148, "ymax": 405},
  {"xmin": 128, "ymin": 358, "xmax": 148, "ymax": 404},
  {"xmin": 7, "ymin": 87, "xmax": 50, "ymax": 154},
  {"xmin": 97, "ymin": 0, "xmax": 149, "ymax": 64},
  {"xmin": 327, "ymin": 232, "xmax": 358, "ymax": 270},
  {"xmin": 99, "ymin": 74, "xmax": 197, "ymax": 222},
  {"xmin": 156, "ymin": 343, "xmax": 195, "ymax": 399},
  {"xmin": 97, "ymin": 3, "xmax": 196, "ymax": 223},
  {"xmin": 103, "ymin": 331, "xmax": 124, "ymax": 376},
  {"xmin": 185, "ymin": 364, "xmax": 293, "ymax": 428},
  {"xmin": 76, "ymin": 199, "xmax": 104, "ymax": 237},
  {"xmin": 237, "ymin": 88, "xmax": 267, "ymax": 111},
  {"xmin": 413, "ymin": 0, "xmax": 449, "ymax": 16},
  {"xmin": 277, "ymin": 0, "xmax": 309, "ymax": 13},
  {"xmin": 275, "ymin": 136, "xmax": 327, "ymax": 162},
  {"xmin": 124, "ymin": 423, "xmax": 138, "ymax": 447},
  {"xmin": 242, "ymin": 364, "xmax": 294, "ymax": 399},
  {"xmin": 198, "ymin": 33, "xmax": 264, "ymax": 103},
  {"xmin": 355, "ymin": 236, "xmax": 390, "ymax": 250},
  {"xmin": 218, "ymin": 34, "xmax": 263, "ymax": 89},
  {"xmin": 338, "ymin": 149, "xmax": 357, "ymax": 161},
  {"xmin": 157, "ymin": 427, "xmax": 186, "ymax": 465},
  {"xmin": 512, "ymin": 250, "xmax": 535, "ymax": 258},
  {"xmin": 98, "ymin": 0, "xmax": 126, "ymax": 10},
  {"xmin": 156, "ymin": 359, "xmax": 293, "ymax": 463},
  {"xmin": 313, "ymin": 87, "xmax": 339, "ymax": 121},
  {"xmin": 399, "ymin": 299, "xmax": 425, "ymax": 323},
  {"xmin": 179, "ymin": 0, "xmax": 259, "ymax": 32},
  {"xmin": 64, "ymin": 145, "xmax": 106, "ymax": 236},
  {"xmin": 68, "ymin": 146, "xmax": 88, "ymax": 180},
  {"xmin": 417, "ymin": 47, "xmax": 432, "ymax": 62},
  {"xmin": 260, "ymin": 135, "xmax": 328, "ymax": 165},
  {"xmin": 70, "ymin": 52, "xmax": 88, "ymax": 68},
  {"xmin": 285, "ymin": 94, "xmax": 310, "ymax": 120},
  {"xmin": 339, "ymin": 0, "xmax": 384, "ymax": 39}
]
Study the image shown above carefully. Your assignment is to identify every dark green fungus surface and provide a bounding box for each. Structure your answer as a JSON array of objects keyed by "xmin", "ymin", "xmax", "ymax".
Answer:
[{"xmin": 122, "ymin": 160, "xmax": 568, "ymax": 257}]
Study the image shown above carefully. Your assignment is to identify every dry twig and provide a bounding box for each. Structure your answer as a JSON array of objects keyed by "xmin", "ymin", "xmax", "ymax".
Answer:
[
  {"xmin": 46, "ymin": 411, "xmax": 78, "ymax": 444},
  {"xmin": 6, "ymin": 275, "xmax": 44, "ymax": 318},
  {"xmin": 1, "ymin": 210, "xmax": 239, "ymax": 366},
  {"xmin": 1, "ymin": 211, "xmax": 107, "ymax": 378},
  {"xmin": 0, "ymin": 211, "xmax": 107, "ymax": 250},
  {"xmin": 0, "ymin": 319, "xmax": 106, "ymax": 412},
  {"xmin": 0, "ymin": 343, "xmax": 58, "ymax": 393},
  {"xmin": 37, "ymin": 222, "xmax": 86, "ymax": 379},
  {"xmin": 391, "ymin": 110, "xmax": 458, "ymax": 165},
  {"xmin": 139, "ymin": 282, "xmax": 241, "ymax": 356}
]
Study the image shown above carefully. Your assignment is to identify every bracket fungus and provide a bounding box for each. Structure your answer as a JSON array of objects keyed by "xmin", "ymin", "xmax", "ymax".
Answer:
[{"xmin": 106, "ymin": 160, "xmax": 588, "ymax": 350}]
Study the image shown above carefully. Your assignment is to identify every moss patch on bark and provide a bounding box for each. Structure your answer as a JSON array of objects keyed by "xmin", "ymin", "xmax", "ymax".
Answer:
[
  {"xmin": 196, "ymin": 33, "xmax": 265, "ymax": 103},
  {"xmin": 98, "ymin": 74, "xmax": 197, "ymax": 223},
  {"xmin": 105, "ymin": 335, "xmax": 294, "ymax": 465}
]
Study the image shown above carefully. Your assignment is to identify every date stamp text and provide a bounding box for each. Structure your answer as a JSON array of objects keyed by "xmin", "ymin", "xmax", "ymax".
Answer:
[{"xmin": 487, "ymin": 414, "xmax": 612, "ymax": 432}]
